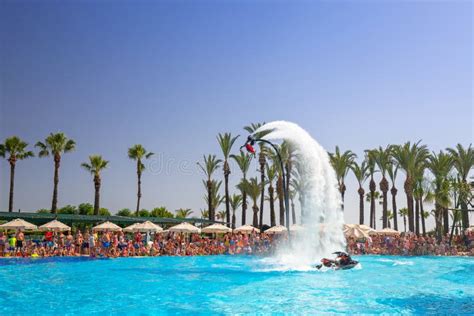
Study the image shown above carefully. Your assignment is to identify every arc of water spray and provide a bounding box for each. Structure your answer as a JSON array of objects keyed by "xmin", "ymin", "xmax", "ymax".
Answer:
[{"xmin": 255, "ymin": 121, "xmax": 346, "ymax": 268}]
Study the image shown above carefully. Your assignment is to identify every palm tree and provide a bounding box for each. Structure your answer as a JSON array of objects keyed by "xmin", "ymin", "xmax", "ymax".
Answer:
[
  {"xmin": 290, "ymin": 178, "xmax": 303, "ymax": 221},
  {"xmin": 417, "ymin": 179, "xmax": 432, "ymax": 236},
  {"xmin": 329, "ymin": 146, "xmax": 356, "ymax": 210},
  {"xmin": 365, "ymin": 152, "xmax": 377, "ymax": 228},
  {"xmin": 269, "ymin": 144, "xmax": 290, "ymax": 226},
  {"xmin": 387, "ymin": 163, "xmax": 399, "ymax": 231},
  {"xmin": 36, "ymin": 133, "xmax": 76, "ymax": 213},
  {"xmin": 399, "ymin": 207, "xmax": 409, "ymax": 232},
  {"xmin": 229, "ymin": 194, "xmax": 242, "ymax": 229},
  {"xmin": 81, "ymin": 155, "xmax": 109, "ymax": 215},
  {"xmin": 351, "ymin": 160, "xmax": 369, "ymax": 225},
  {"xmin": 421, "ymin": 209, "xmax": 430, "ymax": 236},
  {"xmin": 281, "ymin": 142, "xmax": 296, "ymax": 224},
  {"xmin": 200, "ymin": 209, "xmax": 209, "ymax": 222},
  {"xmin": 413, "ymin": 163, "xmax": 427, "ymax": 236},
  {"xmin": 449, "ymin": 208, "xmax": 463, "ymax": 235},
  {"xmin": 369, "ymin": 146, "xmax": 392, "ymax": 228},
  {"xmin": 387, "ymin": 210, "xmax": 394, "ymax": 228},
  {"xmin": 289, "ymin": 188, "xmax": 297, "ymax": 224},
  {"xmin": 266, "ymin": 163, "xmax": 277, "ymax": 226},
  {"xmin": 244, "ymin": 123, "xmax": 270, "ymax": 230},
  {"xmin": 380, "ymin": 211, "xmax": 395, "ymax": 228},
  {"xmin": 176, "ymin": 208, "xmax": 193, "ymax": 218},
  {"xmin": 0, "ymin": 137, "xmax": 34, "ymax": 212},
  {"xmin": 216, "ymin": 210, "xmax": 227, "ymax": 221},
  {"xmin": 365, "ymin": 191, "xmax": 381, "ymax": 203},
  {"xmin": 217, "ymin": 133, "xmax": 239, "ymax": 227},
  {"xmin": 197, "ymin": 154, "xmax": 222, "ymax": 221},
  {"xmin": 447, "ymin": 144, "xmax": 474, "ymax": 229},
  {"xmin": 413, "ymin": 177, "xmax": 422, "ymax": 236},
  {"xmin": 426, "ymin": 150, "xmax": 453, "ymax": 239},
  {"xmin": 127, "ymin": 144, "xmax": 154, "ymax": 215},
  {"xmin": 448, "ymin": 176, "xmax": 472, "ymax": 239},
  {"xmin": 242, "ymin": 177, "xmax": 261, "ymax": 227},
  {"xmin": 204, "ymin": 179, "xmax": 224, "ymax": 222},
  {"xmin": 291, "ymin": 163, "xmax": 309, "ymax": 221},
  {"xmin": 391, "ymin": 141, "xmax": 429, "ymax": 232},
  {"xmin": 231, "ymin": 151, "xmax": 251, "ymax": 225}
]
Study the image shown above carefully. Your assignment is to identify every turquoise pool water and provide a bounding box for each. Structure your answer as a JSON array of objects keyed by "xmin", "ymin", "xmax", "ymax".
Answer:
[{"xmin": 0, "ymin": 255, "xmax": 473, "ymax": 314}]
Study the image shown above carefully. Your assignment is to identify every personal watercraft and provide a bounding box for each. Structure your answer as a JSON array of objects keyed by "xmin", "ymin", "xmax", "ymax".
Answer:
[{"xmin": 314, "ymin": 252, "xmax": 359, "ymax": 270}]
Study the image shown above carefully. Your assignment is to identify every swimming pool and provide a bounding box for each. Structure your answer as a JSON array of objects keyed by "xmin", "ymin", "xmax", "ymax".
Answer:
[{"xmin": 0, "ymin": 255, "xmax": 472, "ymax": 314}]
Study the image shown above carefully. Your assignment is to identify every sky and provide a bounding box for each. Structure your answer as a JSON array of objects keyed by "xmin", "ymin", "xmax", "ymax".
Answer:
[{"xmin": 0, "ymin": 0, "xmax": 472, "ymax": 229}]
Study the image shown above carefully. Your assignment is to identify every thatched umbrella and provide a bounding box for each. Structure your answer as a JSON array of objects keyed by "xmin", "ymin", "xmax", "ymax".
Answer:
[
  {"xmin": 343, "ymin": 225, "xmax": 370, "ymax": 239},
  {"xmin": 234, "ymin": 224, "xmax": 260, "ymax": 234},
  {"xmin": 0, "ymin": 218, "xmax": 37, "ymax": 231},
  {"xmin": 92, "ymin": 221, "xmax": 122, "ymax": 232},
  {"xmin": 265, "ymin": 225, "xmax": 288, "ymax": 234},
  {"xmin": 134, "ymin": 221, "xmax": 163, "ymax": 233},
  {"xmin": 359, "ymin": 224, "xmax": 376, "ymax": 232},
  {"xmin": 344, "ymin": 224, "xmax": 375, "ymax": 234},
  {"xmin": 39, "ymin": 219, "xmax": 71, "ymax": 232},
  {"xmin": 201, "ymin": 223, "xmax": 232, "ymax": 234},
  {"xmin": 123, "ymin": 223, "xmax": 140, "ymax": 233},
  {"xmin": 371, "ymin": 228, "xmax": 400, "ymax": 236},
  {"xmin": 168, "ymin": 222, "xmax": 200, "ymax": 234}
]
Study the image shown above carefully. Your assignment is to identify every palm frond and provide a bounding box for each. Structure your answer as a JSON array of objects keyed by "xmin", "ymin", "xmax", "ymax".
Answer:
[
  {"xmin": 197, "ymin": 154, "xmax": 222, "ymax": 179},
  {"xmin": 217, "ymin": 133, "xmax": 240, "ymax": 159},
  {"xmin": 329, "ymin": 146, "xmax": 357, "ymax": 185},
  {"xmin": 230, "ymin": 150, "xmax": 252, "ymax": 176}
]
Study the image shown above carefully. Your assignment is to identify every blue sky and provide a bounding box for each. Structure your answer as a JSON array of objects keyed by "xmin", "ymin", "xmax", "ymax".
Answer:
[{"xmin": 0, "ymin": 1, "xmax": 472, "ymax": 227}]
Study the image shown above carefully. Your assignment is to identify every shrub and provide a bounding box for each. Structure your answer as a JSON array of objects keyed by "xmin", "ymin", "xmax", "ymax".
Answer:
[{"xmin": 150, "ymin": 207, "xmax": 174, "ymax": 218}]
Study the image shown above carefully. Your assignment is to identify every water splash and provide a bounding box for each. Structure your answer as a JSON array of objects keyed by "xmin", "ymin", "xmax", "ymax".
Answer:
[{"xmin": 255, "ymin": 121, "xmax": 346, "ymax": 269}]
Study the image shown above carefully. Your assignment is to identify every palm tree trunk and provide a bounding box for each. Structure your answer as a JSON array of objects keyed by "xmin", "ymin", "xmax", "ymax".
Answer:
[
  {"xmin": 291, "ymin": 198, "xmax": 295, "ymax": 225},
  {"xmin": 252, "ymin": 204, "xmax": 259, "ymax": 228},
  {"xmin": 460, "ymin": 178, "xmax": 469, "ymax": 228},
  {"xmin": 405, "ymin": 177, "xmax": 414, "ymax": 232},
  {"xmin": 51, "ymin": 155, "xmax": 61, "ymax": 213},
  {"xmin": 269, "ymin": 185, "xmax": 276, "ymax": 226},
  {"xmin": 421, "ymin": 200, "xmax": 426, "ymax": 236},
  {"xmin": 207, "ymin": 180, "xmax": 213, "ymax": 221},
  {"xmin": 382, "ymin": 191, "xmax": 388, "ymax": 228},
  {"xmin": 358, "ymin": 187, "xmax": 364, "ymax": 225},
  {"xmin": 339, "ymin": 183, "xmax": 346, "ymax": 211},
  {"xmin": 435, "ymin": 203, "xmax": 443, "ymax": 241},
  {"xmin": 415, "ymin": 197, "xmax": 420, "ymax": 236},
  {"xmin": 299, "ymin": 195, "xmax": 305, "ymax": 221},
  {"xmin": 258, "ymin": 154, "xmax": 265, "ymax": 229},
  {"xmin": 136, "ymin": 168, "xmax": 142, "ymax": 215},
  {"xmin": 403, "ymin": 215, "xmax": 407, "ymax": 232},
  {"xmin": 94, "ymin": 175, "xmax": 101, "ymax": 215},
  {"xmin": 241, "ymin": 191, "xmax": 247, "ymax": 225},
  {"xmin": 231, "ymin": 211, "xmax": 236, "ymax": 229},
  {"xmin": 277, "ymin": 175, "xmax": 284, "ymax": 226},
  {"xmin": 286, "ymin": 161, "xmax": 295, "ymax": 223},
  {"xmin": 391, "ymin": 186, "xmax": 398, "ymax": 231},
  {"xmin": 8, "ymin": 160, "xmax": 15, "ymax": 212},
  {"xmin": 443, "ymin": 207, "xmax": 449, "ymax": 236},
  {"xmin": 407, "ymin": 195, "xmax": 414, "ymax": 232},
  {"xmin": 369, "ymin": 177, "xmax": 376, "ymax": 228},
  {"xmin": 380, "ymin": 177, "xmax": 389, "ymax": 228},
  {"xmin": 224, "ymin": 162, "xmax": 231, "ymax": 227}
]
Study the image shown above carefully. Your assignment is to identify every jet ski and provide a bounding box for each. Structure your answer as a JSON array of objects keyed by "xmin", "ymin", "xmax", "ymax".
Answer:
[{"xmin": 314, "ymin": 252, "xmax": 359, "ymax": 270}]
